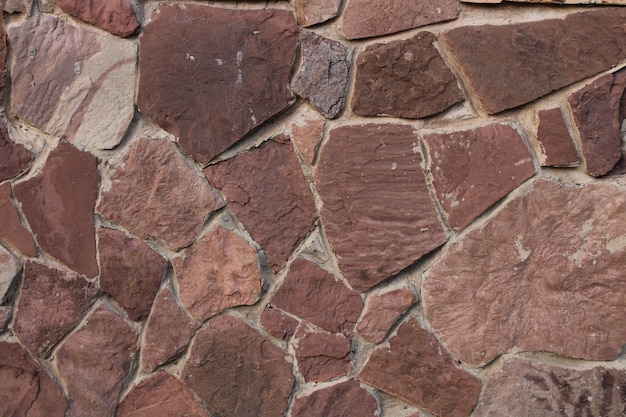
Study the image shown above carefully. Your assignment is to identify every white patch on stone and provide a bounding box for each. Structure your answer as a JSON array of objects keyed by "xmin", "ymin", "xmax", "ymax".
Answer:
[{"xmin": 514, "ymin": 234, "xmax": 531, "ymax": 262}]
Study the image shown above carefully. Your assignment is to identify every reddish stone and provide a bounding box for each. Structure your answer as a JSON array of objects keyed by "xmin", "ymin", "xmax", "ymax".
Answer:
[
  {"xmin": 0, "ymin": 244, "xmax": 18, "ymax": 303},
  {"xmin": 98, "ymin": 138, "xmax": 223, "ymax": 251},
  {"xmin": 296, "ymin": 0, "xmax": 341, "ymax": 27},
  {"xmin": 13, "ymin": 261, "xmax": 97, "ymax": 356},
  {"xmin": 56, "ymin": 0, "xmax": 139, "ymax": 37},
  {"xmin": 13, "ymin": 140, "xmax": 99, "ymax": 277},
  {"xmin": 358, "ymin": 318, "xmax": 482, "ymax": 417},
  {"xmin": 0, "ymin": 306, "xmax": 10, "ymax": 330},
  {"xmin": 535, "ymin": 107, "xmax": 579, "ymax": 167},
  {"xmin": 441, "ymin": 9, "xmax": 626, "ymax": 113},
  {"xmin": 423, "ymin": 124, "xmax": 535, "ymax": 230},
  {"xmin": 56, "ymin": 305, "xmax": 138, "ymax": 417},
  {"xmin": 138, "ymin": 4, "xmax": 299, "ymax": 163},
  {"xmin": 356, "ymin": 287, "xmax": 417, "ymax": 344},
  {"xmin": 204, "ymin": 137, "xmax": 316, "ymax": 272},
  {"xmin": 292, "ymin": 118, "xmax": 325, "ymax": 165},
  {"xmin": 260, "ymin": 305, "xmax": 299, "ymax": 340},
  {"xmin": 291, "ymin": 379, "xmax": 379, "ymax": 417},
  {"xmin": 0, "ymin": 182, "xmax": 36, "ymax": 256},
  {"xmin": 314, "ymin": 124, "xmax": 447, "ymax": 292},
  {"xmin": 182, "ymin": 314, "xmax": 294, "ymax": 417},
  {"xmin": 0, "ymin": 120, "xmax": 31, "ymax": 182},
  {"xmin": 423, "ymin": 179, "xmax": 626, "ymax": 366},
  {"xmin": 0, "ymin": 342, "xmax": 68, "ymax": 417},
  {"xmin": 293, "ymin": 323, "xmax": 351, "ymax": 382},
  {"xmin": 352, "ymin": 33, "xmax": 463, "ymax": 119}
]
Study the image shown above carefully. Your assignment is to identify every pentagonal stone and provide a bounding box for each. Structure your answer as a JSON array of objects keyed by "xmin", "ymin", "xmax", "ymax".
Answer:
[
  {"xmin": 356, "ymin": 287, "xmax": 416, "ymax": 344},
  {"xmin": 291, "ymin": 379, "xmax": 379, "ymax": 417},
  {"xmin": 0, "ymin": 120, "xmax": 31, "ymax": 182},
  {"xmin": 296, "ymin": 0, "xmax": 341, "ymax": 27},
  {"xmin": 0, "ymin": 244, "xmax": 18, "ymax": 303},
  {"xmin": 0, "ymin": 182, "xmax": 36, "ymax": 257},
  {"xmin": 55, "ymin": 0, "xmax": 139, "ymax": 37},
  {"xmin": 260, "ymin": 305, "xmax": 299, "ymax": 341},
  {"xmin": 293, "ymin": 323, "xmax": 351, "ymax": 382},
  {"xmin": 535, "ymin": 107, "xmax": 579, "ymax": 167}
]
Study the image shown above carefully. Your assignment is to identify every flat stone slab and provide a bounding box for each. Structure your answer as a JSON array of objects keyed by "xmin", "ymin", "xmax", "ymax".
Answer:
[
  {"xmin": 55, "ymin": 0, "xmax": 139, "ymax": 37},
  {"xmin": 535, "ymin": 107, "xmax": 579, "ymax": 167},
  {"xmin": 291, "ymin": 379, "xmax": 380, "ymax": 417},
  {"xmin": 356, "ymin": 287, "xmax": 416, "ymax": 344},
  {"xmin": 293, "ymin": 323, "xmax": 352, "ymax": 382},
  {"xmin": 296, "ymin": 0, "xmax": 341, "ymax": 27},
  {"xmin": 0, "ymin": 119, "xmax": 31, "ymax": 182},
  {"xmin": 0, "ymin": 182, "xmax": 36, "ymax": 256}
]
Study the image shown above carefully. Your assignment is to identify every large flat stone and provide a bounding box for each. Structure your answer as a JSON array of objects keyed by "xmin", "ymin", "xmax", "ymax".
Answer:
[
  {"xmin": 293, "ymin": 323, "xmax": 351, "ymax": 382},
  {"xmin": 535, "ymin": 107, "xmax": 579, "ymax": 167},
  {"xmin": 291, "ymin": 379, "xmax": 379, "ymax": 417},
  {"xmin": 0, "ymin": 243, "xmax": 18, "ymax": 303},
  {"xmin": 138, "ymin": 4, "xmax": 299, "ymax": 163},
  {"xmin": 0, "ymin": 119, "xmax": 31, "ymax": 182},
  {"xmin": 296, "ymin": 0, "xmax": 341, "ymax": 27},
  {"xmin": 0, "ymin": 182, "xmax": 36, "ymax": 257},
  {"xmin": 356, "ymin": 287, "xmax": 416, "ymax": 344},
  {"xmin": 55, "ymin": 0, "xmax": 139, "ymax": 37},
  {"xmin": 423, "ymin": 179, "xmax": 626, "ymax": 366},
  {"xmin": 314, "ymin": 124, "xmax": 447, "ymax": 292}
]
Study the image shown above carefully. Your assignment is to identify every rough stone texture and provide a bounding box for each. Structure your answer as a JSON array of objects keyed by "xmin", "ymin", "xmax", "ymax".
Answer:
[
  {"xmin": 292, "ymin": 118, "xmax": 325, "ymax": 165},
  {"xmin": 0, "ymin": 342, "xmax": 68, "ymax": 417},
  {"xmin": 0, "ymin": 17, "xmax": 6, "ymax": 100},
  {"xmin": 55, "ymin": 0, "xmax": 139, "ymax": 37},
  {"xmin": 13, "ymin": 261, "xmax": 98, "ymax": 356},
  {"xmin": 292, "ymin": 31, "xmax": 351, "ymax": 119},
  {"xmin": 315, "ymin": 124, "xmax": 447, "ymax": 292},
  {"xmin": 535, "ymin": 107, "xmax": 579, "ymax": 167},
  {"xmin": 0, "ymin": 182, "xmax": 36, "ymax": 257},
  {"xmin": 0, "ymin": 306, "xmax": 10, "ymax": 330},
  {"xmin": 138, "ymin": 4, "xmax": 299, "ymax": 164},
  {"xmin": 271, "ymin": 258, "xmax": 363, "ymax": 334},
  {"xmin": 423, "ymin": 124, "xmax": 535, "ymax": 230},
  {"xmin": 56, "ymin": 305, "xmax": 138, "ymax": 417},
  {"xmin": 356, "ymin": 287, "xmax": 417, "ymax": 344},
  {"xmin": 98, "ymin": 138, "xmax": 224, "ymax": 251},
  {"xmin": 204, "ymin": 137, "xmax": 317, "ymax": 272},
  {"xmin": 98, "ymin": 228, "xmax": 167, "ymax": 321},
  {"xmin": 8, "ymin": 14, "xmax": 136, "ymax": 149},
  {"xmin": 293, "ymin": 323, "xmax": 352, "ymax": 382},
  {"xmin": 342, "ymin": 0, "xmax": 459, "ymax": 40},
  {"xmin": 261, "ymin": 305, "xmax": 299, "ymax": 340},
  {"xmin": 117, "ymin": 372, "xmax": 211, "ymax": 417},
  {"xmin": 182, "ymin": 314, "xmax": 295, "ymax": 417},
  {"xmin": 353, "ymin": 33, "xmax": 463, "ymax": 119},
  {"xmin": 358, "ymin": 318, "xmax": 482, "ymax": 417},
  {"xmin": 441, "ymin": 9, "xmax": 626, "ymax": 113},
  {"xmin": 13, "ymin": 140, "xmax": 99, "ymax": 277},
  {"xmin": 0, "ymin": 244, "xmax": 18, "ymax": 303},
  {"xmin": 296, "ymin": 0, "xmax": 341, "ymax": 27},
  {"xmin": 3, "ymin": 0, "xmax": 31, "ymax": 12},
  {"xmin": 0, "ymin": 120, "xmax": 31, "ymax": 182},
  {"xmin": 423, "ymin": 179, "xmax": 626, "ymax": 366},
  {"xmin": 291, "ymin": 379, "xmax": 380, "ymax": 417},
  {"xmin": 141, "ymin": 287, "xmax": 199, "ymax": 373},
  {"xmin": 174, "ymin": 226, "xmax": 262, "ymax": 322}
]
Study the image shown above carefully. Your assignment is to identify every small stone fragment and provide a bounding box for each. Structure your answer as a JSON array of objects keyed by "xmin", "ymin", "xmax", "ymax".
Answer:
[
  {"xmin": 356, "ymin": 287, "xmax": 417, "ymax": 344},
  {"xmin": 3, "ymin": 0, "xmax": 32, "ymax": 13},
  {"xmin": 291, "ymin": 379, "xmax": 379, "ymax": 417},
  {"xmin": 260, "ymin": 305, "xmax": 299, "ymax": 340},
  {"xmin": 0, "ymin": 306, "xmax": 10, "ymax": 330},
  {"xmin": 296, "ymin": 0, "xmax": 341, "ymax": 27},
  {"xmin": 0, "ymin": 182, "xmax": 36, "ymax": 257},
  {"xmin": 55, "ymin": 0, "xmax": 139, "ymax": 37},
  {"xmin": 0, "ymin": 119, "xmax": 31, "ymax": 182},
  {"xmin": 0, "ymin": 244, "xmax": 18, "ymax": 303},
  {"xmin": 291, "ymin": 117, "xmax": 325, "ymax": 165},
  {"xmin": 293, "ymin": 323, "xmax": 351, "ymax": 382},
  {"xmin": 535, "ymin": 107, "xmax": 579, "ymax": 167}
]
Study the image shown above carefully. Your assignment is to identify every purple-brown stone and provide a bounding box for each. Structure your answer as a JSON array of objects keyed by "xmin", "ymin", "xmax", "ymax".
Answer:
[
  {"xmin": 55, "ymin": 0, "xmax": 139, "ymax": 37},
  {"xmin": 0, "ymin": 182, "xmax": 36, "ymax": 257},
  {"xmin": 0, "ymin": 120, "xmax": 31, "ymax": 182},
  {"xmin": 356, "ymin": 287, "xmax": 417, "ymax": 344},
  {"xmin": 535, "ymin": 107, "xmax": 579, "ymax": 167},
  {"xmin": 293, "ymin": 323, "xmax": 351, "ymax": 382},
  {"xmin": 291, "ymin": 379, "xmax": 380, "ymax": 417},
  {"xmin": 260, "ymin": 305, "xmax": 299, "ymax": 341},
  {"xmin": 296, "ymin": 0, "xmax": 341, "ymax": 27}
]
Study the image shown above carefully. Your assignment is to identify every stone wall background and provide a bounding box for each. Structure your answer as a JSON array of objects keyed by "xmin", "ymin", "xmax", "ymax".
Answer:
[{"xmin": 2, "ymin": 0, "xmax": 626, "ymax": 416}]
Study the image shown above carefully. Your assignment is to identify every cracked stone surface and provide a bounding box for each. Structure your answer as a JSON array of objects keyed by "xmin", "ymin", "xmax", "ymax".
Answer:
[
  {"xmin": 295, "ymin": 0, "xmax": 341, "ymax": 27},
  {"xmin": 293, "ymin": 323, "xmax": 352, "ymax": 382},
  {"xmin": 0, "ymin": 182, "xmax": 36, "ymax": 257},
  {"xmin": 261, "ymin": 305, "xmax": 299, "ymax": 341},
  {"xmin": 55, "ymin": 0, "xmax": 139, "ymax": 37},
  {"xmin": 356, "ymin": 287, "xmax": 417, "ymax": 344},
  {"xmin": 0, "ymin": 120, "xmax": 31, "ymax": 182},
  {"xmin": 291, "ymin": 379, "xmax": 380, "ymax": 417}
]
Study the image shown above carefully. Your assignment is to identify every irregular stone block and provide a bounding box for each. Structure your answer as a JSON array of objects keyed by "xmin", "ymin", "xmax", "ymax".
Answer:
[
  {"xmin": 8, "ymin": 14, "xmax": 136, "ymax": 149},
  {"xmin": 296, "ymin": 0, "xmax": 341, "ymax": 27},
  {"xmin": 293, "ymin": 323, "xmax": 351, "ymax": 382},
  {"xmin": 0, "ymin": 182, "xmax": 36, "ymax": 257},
  {"xmin": 356, "ymin": 287, "xmax": 416, "ymax": 344},
  {"xmin": 353, "ymin": 33, "xmax": 463, "ymax": 119},
  {"xmin": 291, "ymin": 379, "xmax": 379, "ymax": 417},
  {"xmin": 0, "ymin": 244, "xmax": 18, "ymax": 303},
  {"xmin": 138, "ymin": 4, "xmax": 299, "ymax": 163},
  {"xmin": 358, "ymin": 318, "xmax": 482, "ymax": 417},
  {"xmin": 535, "ymin": 107, "xmax": 579, "ymax": 167},
  {"xmin": 0, "ymin": 119, "xmax": 31, "ymax": 182},
  {"xmin": 423, "ymin": 179, "xmax": 626, "ymax": 366},
  {"xmin": 260, "ymin": 305, "xmax": 299, "ymax": 340},
  {"xmin": 291, "ymin": 116, "xmax": 325, "ymax": 165},
  {"xmin": 98, "ymin": 138, "xmax": 224, "ymax": 251},
  {"xmin": 314, "ymin": 124, "xmax": 447, "ymax": 292},
  {"xmin": 55, "ymin": 0, "xmax": 139, "ymax": 37}
]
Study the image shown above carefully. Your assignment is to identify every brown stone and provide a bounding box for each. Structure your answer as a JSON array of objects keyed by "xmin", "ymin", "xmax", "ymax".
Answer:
[
  {"xmin": 56, "ymin": 0, "xmax": 139, "ymax": 37},
  {"xmin": 535, "ymin": 107, "xmax": 579, "ymax": 167},
  {"xmin": 117, "ymin": 372, "xmax": 211, "ymax": 417},
  {"xmin": 292, "ymin": 117, "xmax": 325, "ymax": 165},
  {"xmin": 296, "ymin": 0, "xmax": 341, "ymax": 27},
  {"xmin": 0, "ymin": 17, "xmax": 6, "ymax": 100},
  {"xmin": 98, "ymin": 228, "xmax": 167, "ymax": 321},
  {"xmin": 3, "ymin": 0, "xmax": 31, "ymax": 12},
  {"xmin": 342, "ymin": 0, "xmax": 459, "ymax": 40},
  {"xmin": 314, "ymin": 124, "xmax": 447, "ymax": 292},
  {"xmin": 204, "ymin": 137, "xmax": 316, "ymax": 272},
  {"xmin": 0, "ymin": 244, "xmax": 18, "ymax": 303},
  {"xmin": 0, "ymin": 306, "xmax": 10, "ymax": 330},
  {"xmin": 260, "ymin": 305, "xmax": 299, "ymax": 340},
  {"xmin": 423, "ymin": 124, "xmax": 535, "ymax": 230},
  {"xmin": 441, "ymin": 9, "xmax": 626, "ymax": 113},
  {"xmin": 98, "ymin": 138, "xmax": 223, "ymax": 251},
  {"xmin": 0, "ymin": 120, "xmax": 31, "ymax": 182},
  {"xmin": 352, "ymin": 33, "xmax": 463, "ymax": 119},
  {"xmin": 182, "ymin": 314, "xmax": 294, "ymax": 417},
  {"xmin": 423, "ymin": 179, "xmax": 626, "ymax": 366},
  {"xmin": 291, "ymin": 379, "xmax": 379, "ymax": 417},
  {"xmin": 141, "ymin": 287, "xmax": 199, "ymax": 373},
  {"xmin": 358, "ymin": 318, "xmax": 482, "ymax": 417},
  {"xmin": 356, "ymin": 287, "xmax": 416, "ymax": 344},
  {"xmin": 0, "ymin": 342, "xmax": 68, "ymax": 417},
  {"xmin": 0, "ymin": 182, "xmax": 36, "ymax": 257},
  {"xmin": 138, "ymin": 4, "xmax": 299, "ymax": 163},
  {"xmin": 56, "ymin": 305, "xmax": 138, "ymax": 417},
  {"xmin": 14, "ymin": 140, "xmax": 99, "ymax": 277},
  {"xmin": 293, "ymin": 323, "xmax": 351, "ymax": 382}
]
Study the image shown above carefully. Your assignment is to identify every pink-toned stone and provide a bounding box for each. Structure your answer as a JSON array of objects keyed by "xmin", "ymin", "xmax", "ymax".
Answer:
[
  {"xmin": 98, "ymin": 138, "xmax": 223, "ymax": 251},
  {"xmin": 535, "ymin": 107, "xmax": 579, "ymax": 167},
  {"xmin": 0, "ymin": 120, "xmax": 31, "ymax": 182},
  {"xmin": 0, "ymin": 342, "xmax": 68, "ymax": 417},
  {"xmin": 261, "ymin": 305, "xmax": 299, "ymax": 340},
  {"xmin": 141, "ymin": 287, "xmax": 199, "ymax": 373},
  {"xmin": 56, "ymin": 305, "xmax": 138, "ymax": 417},
  {"xmin": 314, "ymin": 124, "xmax": 447, "ymax": 292},
  {"xmin": 356, "ymin": 287, "xmax": 417, "ymax": 344},
  {"xmin": 296, "ymin": 0, "xmax": 341, "ymax": 27},
  {"xmin": 358, "ymin": 318, "xmax": 482, "ymax": 417},
  {"xmin": 204, "ymin": 137, "xmax": 316, "ymax": 272},
  {"xmin": 56, "ymin": 0, "xmax": 139, "ymax": 37},
  {"xmin": 293, "ymin": 323, "xmax": 351, "ymax": 382},
  {"xmin": 423, "ymin": 124, "xmax": 535, "ymax": 230},
  {"xmin": 292, "ymin": 118, "xmax": 325, "ymax": 165},
  {"xmin": 0, "ymin": 182, "xmax": 36, "ymax": 257},
  {"xmin": 0, "ymin": 306, "xmax": 10, "ymax": 330},
  {"xmin": 423, "ymin": 179, "xmax": 626, "ymax": 366},
  {"xmin": 117, "ymin": 372, "xmax": 211, "ymax": 417},
  {"xmin": 342, "ymin": 0, "xmax": 459, "ymax": 40},
  {"xmin": 182, "ymin": 314, "xmax": 294, "ymax": 417},
  {"xmin": 271, "ymin": 258, "xmax": 363, "ymax": 334},
  {"xmin": 138, "ymin": 4, "xmax": 299, "ymax": 163},
  {"xmin": 0, "ymin": 244, "xmax": 18, "ymax": 303},
  {"xmin": 291, "ymin": 379, "xmax": 379, "ymax": 417}
]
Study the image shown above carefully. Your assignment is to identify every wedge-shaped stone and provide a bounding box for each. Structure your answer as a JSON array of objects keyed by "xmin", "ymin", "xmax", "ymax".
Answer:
[
  {"xmin": 293, "ymin": 323, "xmax": 352, "ymax": 382},
  {"xmin": 0, "ymin": 119, "xmax": 31, "ymax": 182},
  {"xmin": 356, "ymin": 287, "xmax": 416, "ymax": 344},
  {"xmin": 535, "ymin": 107, "xmax": 579, "ymax": 167},
  {"xmin": 0, "ymin": 182, "xmax": 36, "ymax": 256},
  {"xmin": 296, "ymin": 0, "xmax": 341, "ymax": 27},
  {"xmin": 261, "ymin": 305, "xmax": 299, "ymax": 341},
  {"xmin": 0, "ymin": 244, "xmax": 18, "ymax": 303},
  {"xmin": 55, "ymin": 0, "xmax": 139, "ymax": 37},
  {"xmin": 291, "ymin": 379, "xmax": 379, "ymax": 417}
]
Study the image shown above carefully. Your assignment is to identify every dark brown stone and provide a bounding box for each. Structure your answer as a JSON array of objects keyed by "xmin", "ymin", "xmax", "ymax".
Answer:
[
  {"xmin": 535, "ymin": 107, "xmax": 579, "ymax": 167},
  {"xmin": 260, "ymin": 305, "xmax": 299, "ymax": 340},
  {"xmin": 296, "ymin": 0, "xmax": 341, "ymax": 27},
  {"xmin": 0, "ymin": 306, "xmax": 10, "ymax": 331},
  {"xmin": 291, "ymin": 379, "xmax": 379, "ymax": 417},
  {"xmin": 13, "ymin": 140, "xmax": 99, "ymax": 277},
  {"xmin": 293, "ymin": 323, "xmax": 351, "ymax": 382},
  {"xmin": 314, "ymin": 124, "xmax": 447, "ymax": 292},
  {"xmin": 0, "ymin": 182, "xmax": 36, "ymax": 257},
  {"xmin": 138, "ymin": 4, "xmax": 299, "ymax": 163},
  {"xmin": 13, "ymin": 261, "xmax": 97, "ymax": 356},
  {"xmin": 441, "ymin": 9, "xmax": 626, "ymax": 113},
  {"xmin": 204, "ymin": 137, "xmax": 316, "ymax": 272},
  {"xmin": 292, "ymin": 117, "xmax": 325, "ymax": 165},
  {"xmin": 0, "ymin": 120, "xmax": 31, "ymax": 182},
  {"xmin": 0, "ymin": 244, "xmax": 18, "ymax": 303},
  {"xmin": 423, "ymin": 179, "xmax": 626, "ymax": 366},
  {"xmin": 98, "ymin": 138, "xmax": 224, "ymax": 251},
  {"xmin": 423, "ymin": 124, "xmax": 535, "ymax": 230},
  {"xmin": 352, "ymin": 33, "xmax": 463, "ymax": 119},
  {"xmin": 358, "ymin": 318, "xmax": 482, "ymax": 417},
  {"xmin": 55, "ymin": 0, "xmax": 139, "ymax": 37},
  {"xmin": 182, "ymin": 314, "xmax": 295, "ymax": 417},
  {"xmin": 356, "ymin": 287, "xmax": 416, "ymax": 344}
]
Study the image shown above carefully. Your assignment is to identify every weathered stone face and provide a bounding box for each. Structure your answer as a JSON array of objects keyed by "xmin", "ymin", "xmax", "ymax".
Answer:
[
  {"xmin": 291, "ymin": 379, "xmax": 380, "ymax": 417},
  {"xmin": 535, "ymin": 108, "xmax": 579, "ymax": 167},
  {"xmin": 3, "ymin": 0, "xmax": 31, "ymax": 13},
  {"xmin": 0, "ymin": 244, "xmax": 18, "ymax": 303},
  {"xmin": 0, "ymin": 120, "xmax": 31, "ymax": 182},
  {"xmin": 291, "ymin": 117, "xmax": 325, "ymax": 165},
  {"xmin": 293, "ymin": 323, "xmax": 352, "ymax": 382},
  {"xmin": 356, "ymin": 287, "xmax": 416, "ymax": 344},
  {"xmin": 55, "ymin": 0, "xmax": 139, "ymax": 37},
  {"xmin": 260, "ymin": 305, "xmax": 299, "ymax": 340},
  {"xmin": 295, "ymin": 0, "xmax": 342, "ymax": 27},
  {"xmin": 0, "ymin": 182, "xmax": 36, "ymax": 257}
]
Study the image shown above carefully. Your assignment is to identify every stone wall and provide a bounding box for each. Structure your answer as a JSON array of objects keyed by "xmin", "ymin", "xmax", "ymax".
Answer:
[{"xmin": 2, "ymin": 0, "xmax": 626, "ymax": 416}]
